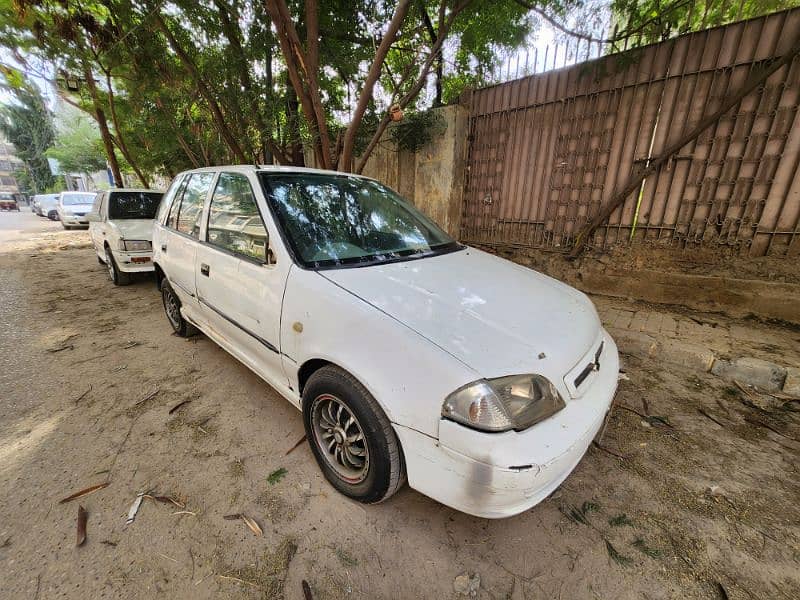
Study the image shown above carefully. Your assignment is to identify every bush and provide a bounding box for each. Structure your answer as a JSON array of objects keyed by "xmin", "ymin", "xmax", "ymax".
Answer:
[{"xmin": 390, "ymin": 110, "xmax": 446, "ymax": 152}]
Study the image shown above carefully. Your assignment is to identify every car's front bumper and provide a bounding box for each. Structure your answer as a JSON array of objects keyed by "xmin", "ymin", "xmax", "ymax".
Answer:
[
  {"xmin": 61, "ymin": 214, "xmax": 89, "ymax": 226},
  {"xmin": 395, "ymin": 331, "xmax": 619, "ymax": 519},
  {"xmin": 112, "ymin": 249, "xmax": 154, "ymax": 273}
]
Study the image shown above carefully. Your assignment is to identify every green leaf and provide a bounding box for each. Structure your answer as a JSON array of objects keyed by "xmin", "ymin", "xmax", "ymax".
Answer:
[{"xmin": 267, "ymin": 467, "xmax": 287, "ymax": 485}]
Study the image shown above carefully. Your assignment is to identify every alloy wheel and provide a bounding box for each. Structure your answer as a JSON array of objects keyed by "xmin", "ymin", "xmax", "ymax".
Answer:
[
  {"xmin": 163, "ymin": 286, "xmax": 181, "ymax": 331},
  {"xmin": 311, "ymin": 394, "xmax": 369, "ymax": 483},
  {"xmin": 105, "ymin": 248, "xmax": 116, "ymax": 282}
]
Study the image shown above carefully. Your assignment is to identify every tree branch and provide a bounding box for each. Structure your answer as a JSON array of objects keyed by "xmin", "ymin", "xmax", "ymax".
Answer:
[
  {"xmin": 355, "ymin": 0, "xmax": 471, "ymax": 173},
  {"xmin": 338, "ymin": 0, "xmax": 412, "ymax": 171},
  {"xmin": 153, "ymin": 11, "xmax": 248, "ymax": 163},
  {"xmin": 568, "ymin": 38, "xmax": 800, "ymax": 258}
]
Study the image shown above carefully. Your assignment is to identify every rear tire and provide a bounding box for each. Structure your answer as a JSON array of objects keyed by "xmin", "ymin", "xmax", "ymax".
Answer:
[
  {"xmin": 160, "ymin": 279, "xmax": 196, "ymax": 337},
  {"xmin": 303, "ymin": 365, "xmax": 405, "ymax": 504},
  {"xmin": 105, "ymin": 247, "xmax": 131, "ymax": 286}
]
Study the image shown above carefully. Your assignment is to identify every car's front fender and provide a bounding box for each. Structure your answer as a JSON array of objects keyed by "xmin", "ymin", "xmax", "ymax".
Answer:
[{"xmin": 280, "ymin": 267, "xmax": 478, "ymax": 438}]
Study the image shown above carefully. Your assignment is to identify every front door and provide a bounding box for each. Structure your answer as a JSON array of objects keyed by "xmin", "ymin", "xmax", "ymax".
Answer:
[{"xmin": 195, "ymin": 171, "xmax": 291, "ymax": 388}]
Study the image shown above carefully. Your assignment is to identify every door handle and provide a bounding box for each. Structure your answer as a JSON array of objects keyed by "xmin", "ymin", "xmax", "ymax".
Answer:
[
  {"xmin": 161, "ymin": 243, "xmax": 167, "ymax": 252},
  {"xmin": 200, "ymin": 263, "xmax": 210, "ymax": 277}
]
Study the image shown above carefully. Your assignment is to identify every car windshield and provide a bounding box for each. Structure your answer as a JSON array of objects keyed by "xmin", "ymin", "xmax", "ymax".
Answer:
[
  {"xmin": 62, "ymin": 193, "xmax": 96, "ymax": 205},
  {"xmin": 109, "ymin": 191, "xmax": 163, "ymax": 219},
  {"xmin": 261, "ymin": 173, "xmax": 460, "ymax": 269}
]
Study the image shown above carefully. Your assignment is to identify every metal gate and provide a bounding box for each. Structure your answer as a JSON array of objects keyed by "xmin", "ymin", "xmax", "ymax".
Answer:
[{"xmin": 461, "ymin": 8, "xmax": 800, "ymax": 257}]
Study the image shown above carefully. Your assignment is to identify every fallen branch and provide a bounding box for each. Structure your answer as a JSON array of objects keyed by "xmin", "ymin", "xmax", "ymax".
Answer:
[
  {"xmin": 697, "ymin": 408, "xmax": 726, "ymax": 429},
  {"xmin": 59, "ymin": 482, "xmax": 110, "ymax": 504},
  {"xmin": 744, "ymin": 417, "xmax": 799, "ymax": 443},
  {"xmin": 591, "ymin": 440, "xmax": 626, "ymax": 460},
  {"xmin": 569, "ymin": 38, "xmax": 800, "ymax": 258}
]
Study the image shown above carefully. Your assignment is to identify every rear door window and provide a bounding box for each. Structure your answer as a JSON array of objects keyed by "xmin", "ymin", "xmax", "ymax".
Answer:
[{"xmin": 176, "ymin": 173, "xmax": 214, "ymax": 238}]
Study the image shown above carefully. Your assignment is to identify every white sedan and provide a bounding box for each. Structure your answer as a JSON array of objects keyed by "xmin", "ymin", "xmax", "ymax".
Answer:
[
  {"xmin": 88, "ymin": 188, "xmax": 163, "ymax": 285},
  {"xmin": 152, "ymin": 166, "xmax": 618, "ymax": 518}
]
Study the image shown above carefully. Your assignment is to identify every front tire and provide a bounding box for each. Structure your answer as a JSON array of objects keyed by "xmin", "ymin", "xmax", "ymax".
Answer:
[
  {"xmin": 105, "ymin": 247, "xmax": 131, "ymax": 286},
  {"xmin": 303, "ymin": 365, "xmax": 405, "ymax": 504},
  {"xmin": 160, "ymin": 279, "xmax": 196, "ymax": 337}
]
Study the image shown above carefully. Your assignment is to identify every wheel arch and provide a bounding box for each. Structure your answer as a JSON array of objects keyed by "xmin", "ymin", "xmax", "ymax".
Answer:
[{"xmin": 153, "ymin": 262, "xmax": 166, "ymax": 288}]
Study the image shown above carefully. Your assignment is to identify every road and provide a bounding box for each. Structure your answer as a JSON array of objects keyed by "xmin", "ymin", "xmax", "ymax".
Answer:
[
  {"xmin": 0, "ymin": 207, "xmax": 62, "ymax": 244},
  {"xmin": 0, "ymin": 217, "xmax": 798, "ymax": 599}
]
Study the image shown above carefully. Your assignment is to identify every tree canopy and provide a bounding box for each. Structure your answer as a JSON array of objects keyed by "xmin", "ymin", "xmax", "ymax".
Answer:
[
  {"xmin": 0, "ymin": 0, "xmax": 792, "ymax": 184},
  {"xmin": 0, "ymin": 74, "xmax": 56, "ymax": 194}
]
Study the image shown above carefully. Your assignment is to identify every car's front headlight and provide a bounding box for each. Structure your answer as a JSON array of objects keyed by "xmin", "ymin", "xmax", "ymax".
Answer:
[
  {"xmin": 118, "ymin": 240, "xmax": 151, "ymax": 252},
  {"xmin": 442, "ymin": 374, "xmax": 566, "ymax": 432}
]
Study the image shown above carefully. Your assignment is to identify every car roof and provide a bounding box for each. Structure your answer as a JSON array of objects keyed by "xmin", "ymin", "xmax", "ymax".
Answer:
[
  {"xmin": 176, "ymin": 164, "xmax": 374, "ymax": 180},
  {"xmin": 61, "ymin": 190, "xmax": 97, "ymax": 195},
  {"xmin": 106, "ymin": 188, "xmax": 163, "ymax": 193}
]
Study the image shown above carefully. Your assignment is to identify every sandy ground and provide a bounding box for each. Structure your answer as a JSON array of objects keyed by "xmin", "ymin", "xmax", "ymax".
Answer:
[{"xmin": 0, "ymin": 211, "xmax": 798, "ymax": 600}]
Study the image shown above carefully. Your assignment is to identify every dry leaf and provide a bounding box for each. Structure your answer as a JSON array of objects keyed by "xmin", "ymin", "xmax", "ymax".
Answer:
[
  {"xmin": 126, "ymin": 493, "xmax": 144, "ymax": 525},
  {"xmin": 60, "ymin": 482, "xmax": 110, "ymax": 504},
  {"xmin": 240, "ymin": 514, "xmax": 262, "ymax": 536},
  {"xmin": 168, "ymin": 399, "xmax": 192, "ymax": 414},
  {"xmin": 302, "ymin": 580, "xmax": 314, "ymax": 600},
  {"xmin": 76, "ymin": 506, "xmax": 87, "ymax": 546},
  {"xmin": 285, "ymin": 434, "xmax": 307, "ymax": 456},
  {"xmin": 144, "ymin": 495, "xmax": 186, "ymax": 509}
]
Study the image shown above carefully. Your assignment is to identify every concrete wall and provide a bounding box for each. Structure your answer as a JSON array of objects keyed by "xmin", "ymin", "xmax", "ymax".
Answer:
[{"xmin": 359, "ymin": 104, "xmax": 469, "ymax": 238}]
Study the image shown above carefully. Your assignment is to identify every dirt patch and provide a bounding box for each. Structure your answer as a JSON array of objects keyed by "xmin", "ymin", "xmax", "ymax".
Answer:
[{"xmin": 0, "ymin": 226, "xmax": 798, "ymax": 599}]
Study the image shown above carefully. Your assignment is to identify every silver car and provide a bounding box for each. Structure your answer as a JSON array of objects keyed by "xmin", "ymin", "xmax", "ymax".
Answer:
[
  {"xmin": 57, "ymin": 191, "xmax": 96, "ymax": 229},
  {"xmin": 33, "ymin": 193, "xmax": 60, "ymax": 218}
]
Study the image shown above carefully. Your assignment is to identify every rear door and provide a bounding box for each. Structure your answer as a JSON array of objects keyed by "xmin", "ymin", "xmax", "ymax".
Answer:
[
  {"xmin": 157, "ymin": 172, "xmax": 215, "ymax": 308},
  {"xmin": 195, "ymin": 171, "xmax": 291, "ymax": 387},
  {"xmin": 88, "ymin": 192, "xmax": 105, "ymax": 258}
]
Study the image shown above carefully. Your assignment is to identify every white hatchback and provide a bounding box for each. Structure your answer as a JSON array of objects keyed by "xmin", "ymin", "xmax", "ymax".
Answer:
[
  {"xmin": 152, "ymin": 166, "xmax": 618, "ymax": 518},
  {"xmin": 88, "ymin": 188, "xmax": 163, "ymax": 285}
]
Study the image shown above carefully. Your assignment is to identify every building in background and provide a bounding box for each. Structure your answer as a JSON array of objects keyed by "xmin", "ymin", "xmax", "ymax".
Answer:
[{"xmin": 0, "ymin": 132, "xmax": 23, "ymax": 195}]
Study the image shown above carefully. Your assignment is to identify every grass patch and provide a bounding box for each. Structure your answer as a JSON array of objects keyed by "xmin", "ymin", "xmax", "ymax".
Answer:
[
  {"xmin": 334, "ymin": 547, "xmax": 359, "ymax": 567},
  {"xmin": 608, "ymin": 514, "xmax": 634, "ymax": 527},
  {"xmin": 605, "ymin": 539, "xmax": 632, "ymax": 566},
  {"xmin": 219, "ymin": 537, "xmax": 298, "ymax": 596},
  {"xmin": 633, "ymin": 538, "xmax": 661, "ymax": 558},
  {"xmin": 561, "ymin": 500, "xmax": 600, "ymax": 526},
  {"xmin": 267, "ymin": 467, "xmax": 288, "ymax": 485},
  {"xmin": 229, "ymin": 458, "xmax": 245, "ymax": 479}
]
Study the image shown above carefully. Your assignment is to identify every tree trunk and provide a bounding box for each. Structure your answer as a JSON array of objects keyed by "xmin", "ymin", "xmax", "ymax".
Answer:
[
  {"xmin": 103, "ymin": 71, "xmax": 150, "ymax": 187},
  {"xmin": 82, "ymin": 63, "xmax": 122, "ymax": 186},
  {"xmin": 265, "ymin": 0, "xmax": 333, "ymax": 169},
  {"xmin": 355, "ymin": 0, "xmax": 471, "ymax": 173},
  {"xmin": 338, "ymin": 0, "xmax": 412, "ymax": 171},
  {"xmin": 420, "ymin": 5, "xmax": 443, "ymax": 107},
  {"xmin": 286, "ymin": 86, "xmax": 305, "ymax": 166}
]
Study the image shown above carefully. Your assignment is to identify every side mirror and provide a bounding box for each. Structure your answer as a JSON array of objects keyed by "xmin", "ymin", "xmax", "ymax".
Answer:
[{"xmin": 87, "ymin": 212, "xmax": 100, "ymax": 222}]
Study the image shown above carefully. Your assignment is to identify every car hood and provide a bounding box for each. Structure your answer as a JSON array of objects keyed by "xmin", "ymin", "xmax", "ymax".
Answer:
[
  {"xmin": 320, "ymin": 247, "xmax": 601, "ymax": 378},
  {"xmin": 109, "ymin": 219, "xmax": 154, "ymax": 241}
]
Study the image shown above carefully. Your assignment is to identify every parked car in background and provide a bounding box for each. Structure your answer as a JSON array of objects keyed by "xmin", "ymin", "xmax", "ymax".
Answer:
[
  {"xmin": 88, "ymin": 188, "xmax": 163, "ymax": 285},
  {"xmin": 0, "ymin": 192, "xmax": 21, "ymax": 211},
  {"xmin": 152, "ymin": 166, "xmax": 619, "ymax": 518},
  {"xmin": 57, "ymin": 191, "xmax": 96, "ymax": 228},
  {"xmin": 31, "ymin": 196, "xmax": 39, "ymax": 213},
  {"xmin": 37, "ymin": 194, "xmax": 61, "ymax": 220}
]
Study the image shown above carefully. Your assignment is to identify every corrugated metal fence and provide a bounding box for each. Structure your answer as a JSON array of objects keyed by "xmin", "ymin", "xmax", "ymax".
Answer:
[{"xmin": 461, "ymin": 8, "xmax": 800, "ymax": 257}]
